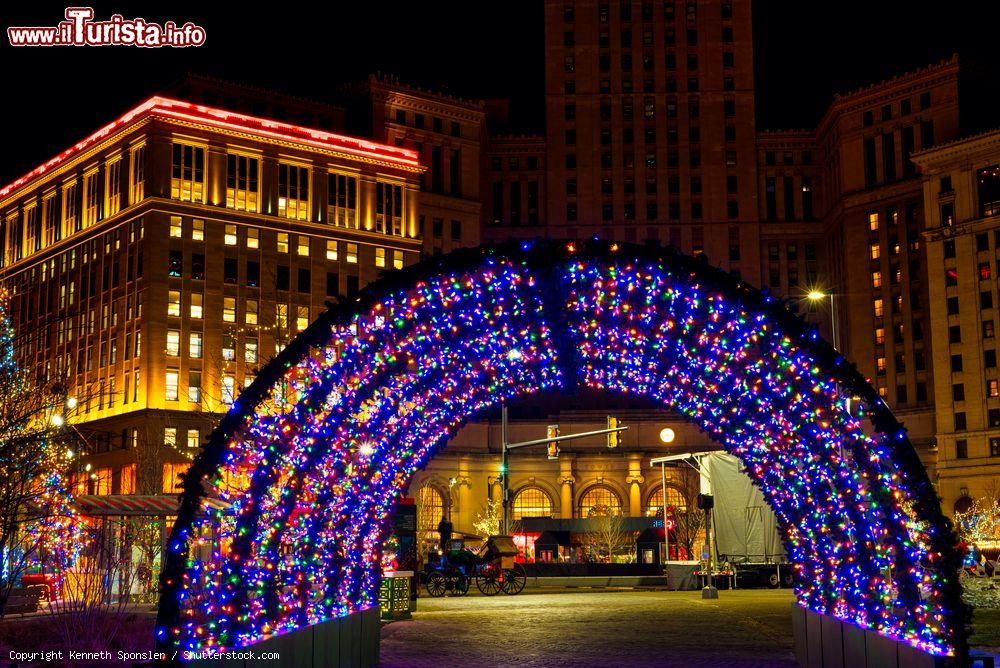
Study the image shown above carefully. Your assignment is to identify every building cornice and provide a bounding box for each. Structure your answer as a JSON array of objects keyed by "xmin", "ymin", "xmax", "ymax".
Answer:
[{"xmin": 0, "ymin": 97, "xmax": 422, "ymax": 208}]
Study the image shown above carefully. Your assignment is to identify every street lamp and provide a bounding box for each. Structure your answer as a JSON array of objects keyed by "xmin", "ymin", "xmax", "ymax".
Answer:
[
  {"xmin": 806, "ymin": 289, "xmax": 840, "ymax": 351},
  {"xmin": 659, "ymin": 427, "xmax": 676, "ymax": 444}
]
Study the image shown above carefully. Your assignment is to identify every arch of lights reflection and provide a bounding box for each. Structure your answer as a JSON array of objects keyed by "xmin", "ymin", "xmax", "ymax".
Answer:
[{"xmin": 156, "ymin": 239, "xmax": 966, "ymax": 658}]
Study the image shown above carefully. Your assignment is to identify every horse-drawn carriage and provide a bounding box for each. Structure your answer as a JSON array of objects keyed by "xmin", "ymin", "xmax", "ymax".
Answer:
[{"xmin": 423, "ymin": 535, "xmax": 527, "ymax": 597}]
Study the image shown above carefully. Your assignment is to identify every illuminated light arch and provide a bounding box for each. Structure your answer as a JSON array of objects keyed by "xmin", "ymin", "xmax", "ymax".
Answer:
[{"xmin": 156, "ymin": 239, "xmax": 966, "ymax": 658}]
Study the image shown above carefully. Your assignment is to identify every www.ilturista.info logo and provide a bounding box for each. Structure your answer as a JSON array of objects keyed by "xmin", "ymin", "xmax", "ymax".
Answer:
[{"xmin": 8, "ymin": 7, "xmax": 206, "ymax": 47}]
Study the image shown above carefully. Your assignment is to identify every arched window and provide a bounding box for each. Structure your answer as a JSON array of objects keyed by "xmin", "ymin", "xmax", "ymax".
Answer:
[
  {"xmin": 417, "ymin": 484, "xmax": 445, "ymax": 534},
  {"xmin": 578, "ymin": 485, "xmax": 622, "ymax": 517},
  {"xmin": 646, "ymin": 486, "xmax": 688, "ymax": 518},
  {"xmin": 513, "ymin": 487, "xmax": 554, "ymax": 520}
]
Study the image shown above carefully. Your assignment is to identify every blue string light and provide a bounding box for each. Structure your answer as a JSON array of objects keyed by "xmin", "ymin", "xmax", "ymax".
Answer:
[{"xmin": 155, "ymin": 240, "xmax": 966, "ymax": 658}]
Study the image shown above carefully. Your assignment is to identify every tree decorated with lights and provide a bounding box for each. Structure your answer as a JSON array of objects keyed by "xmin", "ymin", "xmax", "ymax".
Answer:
[
  {"xmin": 156, "ymin": 240, "xmax": 967, "ymax": 659},
  {"xmin": 0, "ymin": 288, "xmax": 85, "ymax": 605}
]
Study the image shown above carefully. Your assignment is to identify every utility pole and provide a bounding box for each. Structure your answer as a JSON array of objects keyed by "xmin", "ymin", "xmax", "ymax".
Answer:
[{"xmin": 498, "ymin": 408, "xmax": 629, "ymax": 536}]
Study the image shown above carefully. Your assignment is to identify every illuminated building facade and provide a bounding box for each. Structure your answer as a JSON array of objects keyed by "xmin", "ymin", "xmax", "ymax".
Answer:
[
  {"xmin": 344, "ymin": 74, "xmax": 486, "ymax": 256},
  {"xmin": 0, "ymin": 97, "xmax": 423, "ymax": 495},
  {"xmin": 542, "ymin": 0, "xmax": 761, "ymax": 286},
  {"xmin": 817, "ymin": 57, "xmax": 961, "ymax": 465},
  {"xmin": 914, "ymin": 129, "xmax": 1000, "ymax": 513}
]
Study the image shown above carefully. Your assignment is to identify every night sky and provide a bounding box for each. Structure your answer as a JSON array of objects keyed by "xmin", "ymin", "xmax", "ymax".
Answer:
[{"xmin": 2, "ymin": 1, "xmax": 999, "ymax": 186}]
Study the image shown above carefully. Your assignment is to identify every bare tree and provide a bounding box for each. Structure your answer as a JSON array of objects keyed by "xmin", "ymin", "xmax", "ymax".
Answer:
[
  {"xmin": 671, "ymin": 503, "xmax": 707, "ymax": 561},
  {"xmin": 583, "ymin": 506, "xmax": 635, "ymax": 563}
]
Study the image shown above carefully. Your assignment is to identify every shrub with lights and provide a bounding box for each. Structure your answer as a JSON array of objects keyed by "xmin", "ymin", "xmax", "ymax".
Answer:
[{"xmin": 156, "ymin": 239, "xmax": 966, "ymax": 658}]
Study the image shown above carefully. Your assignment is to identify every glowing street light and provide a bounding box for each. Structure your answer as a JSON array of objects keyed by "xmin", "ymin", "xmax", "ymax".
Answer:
[
  {"xmin": 65, "ymin": 396, "xmax": 78, "ymax": 410},
  {"xmin": 805, "ymin": 288, "xmax": 840, "ymax": 350},
  {"xmin": 659, "ymin": 427, "xmax": 676, "ymax": 444},
  {"xmin": 49, "ymin": 413, "xmax": 64, "ymax": 427}
]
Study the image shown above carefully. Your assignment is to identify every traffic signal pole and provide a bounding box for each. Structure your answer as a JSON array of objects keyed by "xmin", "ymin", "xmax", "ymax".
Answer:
[{"xmin": 499, "ymin": 402, "xmax": 628, "ymax": 535}]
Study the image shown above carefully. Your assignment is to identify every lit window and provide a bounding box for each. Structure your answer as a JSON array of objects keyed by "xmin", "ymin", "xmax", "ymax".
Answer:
[
  {"xmin": 167, "ymin": 290, "xmax": 181, "ymax": 317},
  {"xmin": 327, "ymin": 240, "xmax": 338, "ymax": 261},
  {"xmin": 393, "ymin": 250, "xmax": 404, "ymax": 270},
  {"xmin": 875, "ymin": 327, "xmax": 885, "ymax": 345},
  {"xmin": 871, "ymin": 271, "xmax": 882, "ymax": 288},
  {"xmin": 162, "ymin": 462, "xmax": 190, "ymax": 493},
  {"xmin": 226, "ymin": 154, "xmax": 259, "ymax": 212},
  {"xmin": 375, "ymin": 247, "xmax": 386, "ymax": 268},
  {"xmin": 120, "ymin": 464, "xmax": 136, "ymax": 494},
  {"xmin": 417, "ymin": 485, "xmax": 446, "ymax": 534},
  {"xmin": 512, "ymin": 487, "xmax": 553, "ymax": 520},
  {"xmin": 62, "ymin": 181, "xmax": 78, "ymax": 236},
  {"xmin": 223, "ymin": 297, "xmax": 236, "ymax": 323},
  {"xmin": 188, "ymin": 371, "xmax": 201, "ymax": 402},
  {"xmin": 186, "ymin": 429, "xmax": 200, "ymax": 450},
  {"xmin": 225, "ymin": 224, "xmax": 238, "ymax": 245},
  {"xmin": 171, "ymin": 142, "xmax": 205, "ymax": 203},
  {"xmin": 297, "ymin": 236, "xmax": 310, "ymax": 256},
  {"xmin": 346, "ymin": 243, "xmax": 358, "ymax": 264},
  {"xmin": 578, "ymin": 485, "xmax": 622, "ymax": 517},
  {"xmin": 277, "ymin": 233, "xmax": 289, "ymax": 253},
  {"xmin": 166, "ymin": 329, "xmax": 180, "ymax": 356},
  {"xmin": 164, "ymin": 427, "xmax": 177, "ymax": 447},
  {"xmin": 989, "ymin": 379, "xmax": 1000, "ymax": 398},
  {"xmin": 83, "ymin": 171, "xmax": 99, "ymax": 228},
  {"xmin": 190, "ymin": 293, "xmax": 203, "ymax": 319},
  {"xmin": 247, "ymin": 228, "xmax": 259, "ymax": 249},
  {"xmin": 191, "ymin": 219, "xmax": 204, "ymax": 241},
  {"xmin": 189, "ymin": 332, "xmax": 203, "ymax": 359},
  {"xmin": 165, "ymin": 370, "xmax": 179, "ymax": 401},
  {"xmin": 222, "ymin": 335, "xmax": 236, "ymax": 361},
  {"xmin": 328, "ymin": 173, "xmax": 358, "ymax": 228},
  {"xmin": 868, "ymin": 212, "xmax": 879, "ymax": 231},
  {"xmin": 646, "ymin": 486, "xmax": 688, "ymax": 518},
  {"xmin": 297, "ymin": 306, "xmax": 309, "ymax": 332},
  {"xmin": 276, "ymin": 304, "xmax": 288, "ymax": 331},
  {"xmin": 245, "ymin": 339, "xmax": 259, "ymax": 364},
  {"xmin": 221, "ymin": 374, "xmax": 236, "ymax": 405},
  {"xmin": 246, "ymin": 299, "xmax": 258, "ymax": 325},
  {"xmin": 170, "ymin": 216, "xmax": 182, "ymax": 237},
  {"xmin": 873, "ymin": 298, "xmax": 884, "ymax": 317},
  {"xmin": 278, "ymin": 163, "xmax": 310, "ymax": 220},
  {"xmin": 376, "ymin": 182, "xmax": 404, "ymax": 235},
  {"xmin": 129, "ymin": 144, "xmax": 145, "ymax": 204},
  {"xmin": 105, "ymin": 157, "xmax": 122, "ymax": 217},
  {"xmin": 870, "ymin": 244, "xmax": 881, "ymax": 260}
]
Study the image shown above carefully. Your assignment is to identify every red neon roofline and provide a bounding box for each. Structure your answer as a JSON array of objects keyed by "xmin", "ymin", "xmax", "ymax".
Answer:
[{"xmin": 0, "ymin": 96, "xmax": 420, "ymax": 201}]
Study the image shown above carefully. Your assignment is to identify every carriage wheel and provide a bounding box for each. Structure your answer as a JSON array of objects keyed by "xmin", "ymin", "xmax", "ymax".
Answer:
[
  {"xmin": 453, "ymin": 575, "xmax": 470, "ymax": 596},
  {"xmin": 501, "ymin": 564, "xmax": 526, "ymax": 595},
  {"xmin": 425, "ymin": 572, "xmax": 447, "ymax": 597},
  {"xmin": 476, "ymin": 566, "xmax": 503, "ymax": 596}
]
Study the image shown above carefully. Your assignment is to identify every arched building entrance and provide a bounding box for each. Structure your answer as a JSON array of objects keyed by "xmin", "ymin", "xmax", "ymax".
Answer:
[{"xmin": 156, "ymin": 240, "xmax": 966, "ymax": 660}]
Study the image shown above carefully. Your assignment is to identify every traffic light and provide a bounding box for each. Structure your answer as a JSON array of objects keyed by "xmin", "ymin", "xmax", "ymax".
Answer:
[
  {"xmin": 546, "ymin": 424, "xmax": 560, "ymax": 459},
  {"xmin": 607, "ymin": 416, "xmax": 620, "ymax": 448}
]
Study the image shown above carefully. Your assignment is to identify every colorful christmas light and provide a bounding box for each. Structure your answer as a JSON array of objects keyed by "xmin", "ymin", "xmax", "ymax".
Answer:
[{"xmin": 156, "ymin": 240, "xmax": 966, "ymax": 658}]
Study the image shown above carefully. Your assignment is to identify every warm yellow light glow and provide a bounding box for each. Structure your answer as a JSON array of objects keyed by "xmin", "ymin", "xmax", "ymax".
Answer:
[
  {"xmin": 806, "ymin": 290, "xmax": 827, "ymax": 301},
  {"xmin": 659, "ymin": 427, "xmax": 676, "ymax": 444},
  {"xmin": 50, "ymin": 413, "xmax": 64, "ymax": 427},
  {"xmin": 66, "ymin": 396, "xmax": 78, "ymax": 409},
  {"xmin": 507, "ymin": 349, "xmax": 523, "ymax": 361},
  {"xmin": 358, "ymin": 442, "xmax": 375, "ymax": 457}
]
